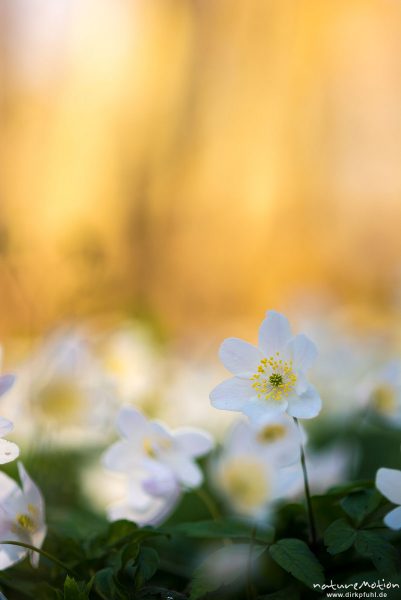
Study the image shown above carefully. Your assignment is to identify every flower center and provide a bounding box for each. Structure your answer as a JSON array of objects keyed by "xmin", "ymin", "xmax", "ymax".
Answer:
[
  {"xmin": 257, "ymin": 423, "xmax": 287, "ymax": 443},
  {"xmin": 221, "ymin": 458, "xmax": 269, "ymax": 511},
  {"xmin": 143, "ymin": 437, "xmax": 157, "ymax": 458},
  {"xmin": 372, "ymin": 385, "xmax": 396, "ymax": 414},
  {"xmin": 251, "ymin": 353, "xmax": 297, "ymax": 401},
  {"xmin": 143, "ymin": 436, "xmax": 172, "ymax": 458},
  {"xmin": 13, "ymin": 504, "xmax": 39, "ymax": 535}
]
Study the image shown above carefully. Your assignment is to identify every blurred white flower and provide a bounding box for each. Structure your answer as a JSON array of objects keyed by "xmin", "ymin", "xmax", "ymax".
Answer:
[
  {"xmin": 376, "ymin": 467, "xmax": 401, "ymax": 530},
  {"xmin": 357, "ymin": 360, "xmax": 401, "ymax": 424},
  {"xmin": 0, "ymin": 354, "xmax": 19, "ymax": 464},
  {"xmin": 279, "ymin": 445, "xmax": 349, "ymax": 498},
  {"xmin": 301, "ymin": 446, "xmax": 349, "ymax": 495},
  {"xmin": 159, "ymin": 357, "xmax": 235, "ymax": 435},
  {"xmin": 0, "ymin": 418, "xmax": 19, "ymax": 465},
  {"xmin": 211, "ymin": 419, "xmax": 300, "ymax": 519},
  {"xmin": 0, "ymin": 463, "xmax": 46, "ymax": 569},
  {"xmin": 98, "ymin": 323, "xmax": 162, "ymax": 404},
  {"xmin": 80, "ymin": 463, "xmax": 180, "ymax": 526},
  {"xmin": 103, "ymin": 406, "xmax": 213, "ymax": 489},
  {"xmin": 0, "ymin": 376, "xmax": 15, "ymax": 400},
  {"xmin": 103, "ymin": 406, "xmax": 213, "ymax": 525},
  {"xmin": 3, "ymin": 328, "xmax": 117, "ymax": 446},
  {"xmin": 225, "ymin": 414, "xmax": 303, "ymax": 467},
  {"xmin": 107, "ymin": 477, "xmax": 181, "ymax": 527},
  {"xmin": 210, "ymin": 311, "xmax": 321, "ymax": 424}
]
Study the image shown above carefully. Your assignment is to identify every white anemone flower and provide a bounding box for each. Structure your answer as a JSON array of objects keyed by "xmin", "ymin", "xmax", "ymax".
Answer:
[
  {"xmin": 376, "ymin": 467, "xmax": 401, "ymax": 530},
  {"xmin": 210, "ymin": 311, "xmax": 321, "ymax": 423},
  {"xmin": 0, "ymin": 463, "xmax": 46, "ymax": 569},
  {"xmin": 211, "ymin": 420, "xmax": 300, "ymax": 519},
  {"xmin": 103, "ymin": 406, "xmax": 213, "ymax": 490}
]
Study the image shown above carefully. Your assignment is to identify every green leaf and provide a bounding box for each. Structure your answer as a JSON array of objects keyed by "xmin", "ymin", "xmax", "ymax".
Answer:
[
  {"xmin": 134, "ymin": 547, "xmax": 160, "ymax": 590},
  {"xmin": 323, "ymin": 480, "xmax": 374, "ymax": 497},
  {"xmin": 86, "ymin": 520, "xmax": 160, "ymax": 559},
  {"xmin": 340, "ymin": 490, "xmax": 382, "ymax": 526},
  {"xmin": 354, "ymin": 530, "xmax": 400, "ymax": 577},
  {"xmin": 190, "ymin": 544, "xmax": 266, "ymax": 600},
  {"xmin": 269, "ymin": 538, "xmax": 324, "ymax": 589},
  {"xmin": 94, "ymin": 568, "xmax": 125, "ymax": 600},
  {"xmin": 324, "ymin": 518, "xmax": 357, "ymax": 555},
  {"xmin": 168, "ymin": 518, "xmax": 274, "ymax": 543},
  {"xmin": 63, "ymin": 576, "xmax": 89, "ymax": 600}
]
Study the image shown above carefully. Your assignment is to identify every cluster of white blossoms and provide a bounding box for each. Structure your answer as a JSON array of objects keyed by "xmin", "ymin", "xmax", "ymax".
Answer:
[
  {"xmin": 0, "ymin": 308, "xmax": 399, "ymax": 579},
  {"xmin": 0, "ymin": 356, "xmax": 46, "ymax": 571},
  {"xmin": 103, "ymin": 406, "xmax": 213, "ymax": 524}
]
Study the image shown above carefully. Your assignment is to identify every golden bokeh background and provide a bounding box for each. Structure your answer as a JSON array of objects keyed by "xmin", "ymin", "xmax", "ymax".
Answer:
[{"xmin": 1, "ymin": 0, "xmax": 401, "ymax": 339}]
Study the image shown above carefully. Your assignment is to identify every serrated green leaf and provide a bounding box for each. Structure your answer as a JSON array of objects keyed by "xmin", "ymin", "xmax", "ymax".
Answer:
[
  {"xmin": 168, "ymin": 518, "xmax": 274, "ymax": 543},
  {"xmin": 324, "ymin": 518, "xmax": 357, "ymax": 555},
  {"xmin": 269, "ymin": 538, "xmax": 324, "ymax": 589},
  {"xmin": 190, "ymin": 544, "xmax": 266, "ymax": 600},
  {"xmin": 354, "ymin": 531, "xmax": 400, "ymax": 577},
  {"xmin": 63, "ymin": 576, "xmax": 89, "ymax": 600},
  {"xmin": 340, "ymin": 490, "xmax": 382, "ymax": 526}
]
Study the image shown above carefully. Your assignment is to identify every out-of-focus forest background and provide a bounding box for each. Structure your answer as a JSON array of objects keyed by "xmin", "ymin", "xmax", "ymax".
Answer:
[{"xmin": 1, "ymin": 0, "xmax": 401, "ymax": 344}]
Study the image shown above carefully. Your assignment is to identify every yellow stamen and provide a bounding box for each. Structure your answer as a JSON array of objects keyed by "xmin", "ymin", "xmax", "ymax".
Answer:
[
  {"xmin": 257, "ymin": 424, "xmax": 287, "ymax": 443},
  {"xmin": 251, "ymin": 352, "xmax": 297, "ymax": 401}
]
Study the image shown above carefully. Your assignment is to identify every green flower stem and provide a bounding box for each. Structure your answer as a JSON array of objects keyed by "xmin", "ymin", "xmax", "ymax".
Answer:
[
  {"xmin": 1, "ymin": 540, "xmax": 76, "ymax": 575},
  {"xmin": 294, "ymin": 418, "xmax": 317, "ymax": 548},
  {"xmin": 195, "ymin": 487, "xmax": 221, "ymax": 521}
]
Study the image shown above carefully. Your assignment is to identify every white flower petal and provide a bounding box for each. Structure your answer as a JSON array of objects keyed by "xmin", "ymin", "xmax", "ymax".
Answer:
[
  {"xmin": 376, "ymin": 468, "xmax": 401, "ymax": 505},
  {"xmin": 102, "ymin": 440, "xmax": 137, "ymax": 472},
  {"xmin": 242, "ymin": 398, "xmax": 288, "ymax": 424},
  {"xmin": 0, "ymin": 419, "xmax": 13, "ymax": 439},
  {"xmin": 286, "ymin": 386, "xmax": 322, "ymax": 419},
  {"xmin": 116, "ymin": 406, "xmax": 148, "ymax": 440},
  {"xmin": 126, "ymin": 479, "xmax": 154, "ymax": 510},
  {"xmin": 210, "ymin": 377, "xmax": 256, "ymax": 411},
  {"xmin": 18, "ymin": 463, "xmax": 44, "ymax": 518},
  {"xmin": 287, "ymin": 334, "xmax": 318, "ymax": 371},
  {"xmin": 165, "ymin": 453, "xmax": 203, "ymax": 488},
  {"xmin": 142, "ymin": 471, "xmax": 177, "ymax": 497},
  {"xmin": 0, "ymin": 473, "xmax": 19, "ymax": 503},
  {"xmin": 0, "ymin": 375, "xmax": 15, "ymax": 398},
  {"xmin": 0, "ymin": 540, "xmax": 27, "ymax": 570},
  {"xmin": 30, "ymin": 526, "xmax": 47, "ymax": 567},
  {"xmin": 258, "ymin": 311, "xmax": 292, "ymax": 356},
  {"xmin": 108, "ymin": 485, "xmax": 180, "ymax": 526},
  {"xmin": 295, "ymin": 371, "xmax": 308, "ymax": 395},
  {"xmin": 173, "ymin": 428, "xmax": 213, "ymax": 457},
  {"xmin": 0, "ymin": 440, "xmax": 19, "ymax": 465},
  {"xmin": 384, "ymin": 506, "xmax": 401, "ymax": 530},
  {"xmin": 219, "ymin": 338, "xmax": 263, "ymax": 377}
]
